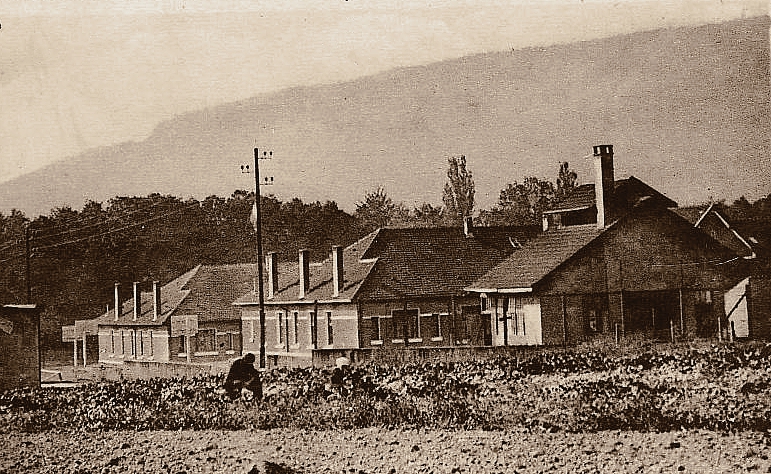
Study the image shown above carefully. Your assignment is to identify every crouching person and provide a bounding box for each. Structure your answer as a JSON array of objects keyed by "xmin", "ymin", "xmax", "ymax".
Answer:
[{"xmin": 224, "ymin": 352, "xmax": 262, "ymax": 401}]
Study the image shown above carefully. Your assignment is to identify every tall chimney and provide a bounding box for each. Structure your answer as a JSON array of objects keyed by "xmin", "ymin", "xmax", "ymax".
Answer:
[
  {"xmin": 332, "ymin": 245, "xmax": 344, "ymax": 298},
  {"xmin": 114, "ymin": 282, "xmax": 120, "ymax": 321},
  {"xmin": 299, "ymin": 249, "xmax": 310, "ymax": 299},
  {"xmin": 133, "ymin": 282, "xmax": 141, "ymax": 321},
  {"xmin": 266, "ymin": 252, "xmax": 278, "ymax": 299},
  {"xmin": 463, "ymin": 216, "xmax": 474, "ymax": 238},
  {"xmin": 593, "ymin": 144, "xmax": 615, "ymax": 228},
  {"xmin": 152, "ymin": 281, "xmax": 161, "ymax": 322}
]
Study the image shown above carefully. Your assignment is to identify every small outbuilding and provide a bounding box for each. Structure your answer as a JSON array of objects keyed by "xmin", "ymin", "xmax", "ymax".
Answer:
[{"xmin": 0, "ymin": 304, "xmax": 43, "ymax": 391}]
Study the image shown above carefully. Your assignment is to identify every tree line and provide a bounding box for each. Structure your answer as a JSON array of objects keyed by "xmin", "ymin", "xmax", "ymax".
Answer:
[{"xmin": 0, "ymin": 156, "xmax": 768, "ymax": 357}]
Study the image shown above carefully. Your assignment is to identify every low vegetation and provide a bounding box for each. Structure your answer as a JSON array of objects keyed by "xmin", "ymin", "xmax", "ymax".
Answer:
[{"xmin": 3, "ymin": 342, "xmax": 771, "ymax": 434}]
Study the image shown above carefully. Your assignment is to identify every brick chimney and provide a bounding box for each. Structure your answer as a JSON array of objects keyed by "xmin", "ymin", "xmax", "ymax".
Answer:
[
  {"xmin": 266, "ymin": 252, "xmax": 278, "ymax": 299},
  {"xmin": 133, "ymin": 282, "xmax": 141, "ymax": 321},
  {"xmin": 298, "ymin": 249, "xmax": 310, "ymax": 299},
  {"xmin": 332, "ymin": 245, "xmax": 344, "ymax": 298},
  {"xmin": 114, "ymin": 282, "xmax": 120, "ymax": 321},
  {"xmin": 593, "ymin": 145, "xmax": 615, "ymax": 228},
  {"xmin": 152, "ymin": 281, "xmax": 161, "ymax": 322},
  {"xmin": 463, "ymin": 216, "xmax": 474, "ymax": 238}
]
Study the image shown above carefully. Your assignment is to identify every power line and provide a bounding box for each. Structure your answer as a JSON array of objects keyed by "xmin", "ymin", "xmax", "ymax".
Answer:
[
  {"xmin": 32, "ymin": 199, "xmax": 174, "ymax": 241},
  {"xmin": 31, "ymin": 202, "xmax": 201, "ymax": 252},
  {"xmin": 0, "ymin": 199, "xmax": 178, "ymax": 252}
]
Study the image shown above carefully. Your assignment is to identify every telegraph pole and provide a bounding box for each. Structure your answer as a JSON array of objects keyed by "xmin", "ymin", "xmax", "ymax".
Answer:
[
  {"xmin": 242, "ymin": 148, "xmax": 273, "ymax": 369},
  {"xmin": 25, "ymin": 223, "xmax": 31, "ymax": 304}
]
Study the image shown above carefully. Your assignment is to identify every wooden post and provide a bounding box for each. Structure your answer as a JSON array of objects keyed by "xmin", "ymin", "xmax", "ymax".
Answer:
[
  {"xmin": 620, "ymin": 291, "xmax": 625, "ymax": 336},
  {"xmin": 670, "ymin": 319, "xmax": 674, "ymax": 344},
  {"xmin": 502, "ymin": 297, "xmax": 509, "ymax": 347},
  {"xmin": 717, "ymin": 305, "xmax": 723, "ymax": 343},
  {"xmin": 73, "ymin": 339, "xmax": 78, "ymax": 367},
  {"xmin": 615, "ymin": 323, "xmax": 619, "ymax": 345},
  {"xmin": 82, "ymin": 331, "xmax": 87, "ymax": 367},
  {"xmin": 679, "ymin": 288, "xmax": 684, "ymax": 334},
  {"xmin": 561, "ymin": 295, "xmax": 568, "ymax": 350}
]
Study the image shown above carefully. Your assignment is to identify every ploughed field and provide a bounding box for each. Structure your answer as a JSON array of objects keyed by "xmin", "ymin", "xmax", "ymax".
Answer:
[{"xmin": 3, "ymin": 343, "xmax": 771, "ymax": 473}]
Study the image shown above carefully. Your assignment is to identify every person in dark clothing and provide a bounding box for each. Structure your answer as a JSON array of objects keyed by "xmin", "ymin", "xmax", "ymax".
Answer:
[{"xmin": 224, "ymin": 353, "xmax": 262, "ymax": 400}]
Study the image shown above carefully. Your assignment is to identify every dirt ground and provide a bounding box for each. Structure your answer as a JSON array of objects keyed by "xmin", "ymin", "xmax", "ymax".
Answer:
[{"xmin": 2, "ymin": 428, "xmax": 770, "ymax": 473}]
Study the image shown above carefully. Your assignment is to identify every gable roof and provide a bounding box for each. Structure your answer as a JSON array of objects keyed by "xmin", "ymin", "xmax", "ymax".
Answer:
[
  {"xmin": 465, "ymin": 224, "xmax": 606, "ymax": 292},
  {"xmin": 233, "ymin": 225, "xmax": 540, "ymax": 305},
  {"xmin": 356, "ymin": 226, "xmax": 539, "ymax": 300},
  {"xmin": 468, "ymin": 203, "xmax": 746, "ymax": 294},
  {"xmin": 94, "ymin": 264, "xmax": 281, "ymax": 327},
  {"xmin": 233, "ymin": 230, "xmax": 380, "ymax": 305},
  {"xmin": 544, "ymin": 176, "xmax": 678, "ymax": 215},
  {"xmin": 677, "ymin": 203, "xmax": 757, "ymax": 259}
]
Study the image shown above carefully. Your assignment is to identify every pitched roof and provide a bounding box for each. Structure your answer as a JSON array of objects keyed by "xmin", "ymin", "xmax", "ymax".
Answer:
[
  {"xmin": 676, "ymin": 203, "xmax": 758, "ymax": 259},
  {"xmin": 233, "ymin": 230, "xmax": 380, "ymax": 305},
  {"xmin": 545, "ymin": 176, "xmax": 678, "ymax": 214},
  {"xmin": 466, "ymin": 224, "xmax": 605, "ymax": 292},
  {"xmin": 356, "ymin": 225, "xmax": 539, "ymax": 299},
  {"xmin": 233, "ymin": 225, "xmax": 539, "ymax": 304},
  {"xmin": 670, "ymin": 205, "xmax": 707, "ymax": 224},
  {"xmin": 94, "ymin": 264, "xmax": 281, "ymax": 327},
  {"xmin": 94, "ymin": 266, "xmax": 198, "ymax": 327}
]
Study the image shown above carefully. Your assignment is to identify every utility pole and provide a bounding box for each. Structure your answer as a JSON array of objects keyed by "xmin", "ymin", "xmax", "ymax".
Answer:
[
  {"xmin": 242, "ymin": 148, "xmax": 273, "ymax": 369},
  {"xmin": 25, "ymin": 223, "xmax": 31, "ymax": 304}
]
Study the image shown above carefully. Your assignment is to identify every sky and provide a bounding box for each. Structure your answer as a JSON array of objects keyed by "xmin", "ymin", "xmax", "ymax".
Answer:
[{"xmin": 0, "ymin": 0, "xmax": 767, "ymax": 186}]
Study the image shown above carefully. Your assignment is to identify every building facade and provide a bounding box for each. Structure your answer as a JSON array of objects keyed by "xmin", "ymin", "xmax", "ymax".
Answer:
[{"xmin": 467, "ymin": 145, "xmax": 747, "ymax": 347}]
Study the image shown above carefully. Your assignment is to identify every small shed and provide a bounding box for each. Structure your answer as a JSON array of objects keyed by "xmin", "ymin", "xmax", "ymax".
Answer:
[{"xmin": 0, "ymin": 304, "xmax": 42, "ymax": 391}]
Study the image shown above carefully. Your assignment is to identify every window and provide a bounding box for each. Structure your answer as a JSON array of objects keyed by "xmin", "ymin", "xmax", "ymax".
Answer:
[
  {"xmin": 194, "ymin": 329, "xmax": 216, "ymax": 353},
  {"xmin": 139, "ymin": 330, "xmax": 144, "ymax": 355},
  {"xmin": 392, "ymin": 309, "xmax": 420, "ymax": 341},
  {"xmin": 130, "ymin": 330, "xmax": 137, "ymax": 357},
  {"xmin": 412, "ymin": 311, "xmax": 421, "ymax": 339},
  {"xmin": 249, "ymin": 320, "xmax": 255, "ymax": 343},
  {"xmin": 277, "ymin": 311, "xmax": 284, "ymax": 344},
  {"xmin": 480, "ymin": 294, "xmax": 488, "ymax": 312},
  {"xmin": 587, "ymin": 309, "xmax": 599, "ymax": 332},
  {"xmin": 514, "ymin": 297, "xmax": 524, "ymax": 335},
  {"xmin": 148, "ymin": 331, "xmax": 153, "ymax": 356},
  {"xmin": 326, "ymin": 311, "xmax": 333, "ymax": 345},
  {"xmin": 392, "ymin": 310, "xmax": 406, "ymax": 340},
  {"xmin": 110, "ymin": 330, "xmax": 115, "ymax": 354},
  {"xmin": 309, "ymin": 311, "xmax": 317, "ymax": 347},
  {"xmin": 431, "ymin": 313, "xmax": 442, "ymax": 339},
  {"xmin": 293, "ymin": 311, "xmax": 299, "ymax": 345},
  {"xmin": 372, "ymin": 316, "xmax": 382, "ymax": 341}
]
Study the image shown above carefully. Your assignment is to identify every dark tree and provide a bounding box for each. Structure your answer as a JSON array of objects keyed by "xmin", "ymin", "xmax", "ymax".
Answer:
[
  {"xmin": 442, "ymin": 155, "xmax": 475, "ymax": 226},
  {"xmin": 557, "ymin": 161, "xmax": 578, "ymax": 199},
  {"xmin": 355, "ymin": 187, "xmax": 408, "ymax": 232}
]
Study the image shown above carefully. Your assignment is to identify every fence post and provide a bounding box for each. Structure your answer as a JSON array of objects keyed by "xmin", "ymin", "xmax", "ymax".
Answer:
[{"xmin": 670, "ymin": 319, "xmax": 674, "ymax": 344}]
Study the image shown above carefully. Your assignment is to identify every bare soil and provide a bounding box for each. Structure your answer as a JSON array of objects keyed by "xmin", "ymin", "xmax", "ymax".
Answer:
[{"xmin": 2, "ymin": 428, "xmax": 770, "ymax": 473}]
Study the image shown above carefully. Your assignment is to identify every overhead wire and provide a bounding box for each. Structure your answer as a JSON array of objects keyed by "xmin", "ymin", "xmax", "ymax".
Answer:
[{"xmin": 30, "ymin": 201, "xmax": 201, "ymax": 252}]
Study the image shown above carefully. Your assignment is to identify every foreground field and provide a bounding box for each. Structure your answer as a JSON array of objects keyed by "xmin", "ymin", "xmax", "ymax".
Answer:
[
  {"xmin": 4, "ymin": 343, "xmax": 771, "ymax": 472},
  {"xmin": 2, "ymin": 427, "xmax": 770, "ymax": 473}
]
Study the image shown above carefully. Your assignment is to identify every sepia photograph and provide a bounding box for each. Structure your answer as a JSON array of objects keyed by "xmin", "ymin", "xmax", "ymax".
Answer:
[{"xmin": 1, "ymin": 0, "xmax": 770, "ymax": 472}]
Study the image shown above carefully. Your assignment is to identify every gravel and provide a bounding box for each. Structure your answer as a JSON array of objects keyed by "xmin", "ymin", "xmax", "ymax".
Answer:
[{"xmin": 2, "ymin": 428, "xmax": 770, "ymax": 473}]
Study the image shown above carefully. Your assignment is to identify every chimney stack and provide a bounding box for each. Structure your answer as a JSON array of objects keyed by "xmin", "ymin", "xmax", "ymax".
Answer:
[
  {"xmin": 463, "ymin": 216, "xmax": 474, "ymax": 238},
  {"xmin": 266, "ymin": 252, "xmax": 278, "ymax": 299},
  {"xmin": 152, "ymin": 281, "xmax": 161, "ymax": 322},
  {"xmin": 114, "ymin": 283, "xmax": 120, "ymax": 321},
  {"xmin": 299, "ymin": 249, "xmax": 310, "ymax": 299},
  {"xmin": 133, "ymin": 282, "xmax": 141, "ymax": 321},
  {"xmin": 593, "ymin": 145, "xmax": 615, "ymax": 228},
  {"xmin": 332, "ymin": 245, "xmax": 344, "ymax": 298}
]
